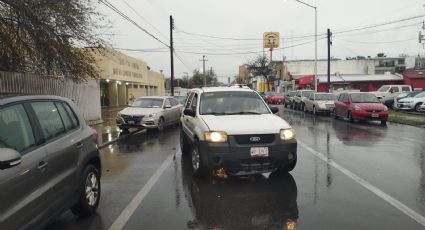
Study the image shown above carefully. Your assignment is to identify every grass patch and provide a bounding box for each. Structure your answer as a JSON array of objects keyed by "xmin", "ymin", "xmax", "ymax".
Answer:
[{"xmin": 388, "ymin": 110, "xmax": 425, "ymax": 127}]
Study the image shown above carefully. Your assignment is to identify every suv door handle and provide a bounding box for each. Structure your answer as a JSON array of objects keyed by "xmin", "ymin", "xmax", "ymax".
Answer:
[
  {"xmin": 76, "ymin": 142, "xmax": 84, "ymax": 149},
  {"xmin": 37, "ymin": 161, "xmax": 48, "ymax": 170}
]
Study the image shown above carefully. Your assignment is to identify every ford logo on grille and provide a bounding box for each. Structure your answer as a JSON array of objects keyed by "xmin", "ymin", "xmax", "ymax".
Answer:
[{"xmin": 250, "ymin": 137, "xmax": 261, "ymax": 142}]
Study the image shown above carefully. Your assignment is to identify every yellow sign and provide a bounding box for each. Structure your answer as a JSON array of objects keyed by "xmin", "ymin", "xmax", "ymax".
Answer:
[{"xmin": 263, "ymin": 32, "xmax": 280, "ymax": 49}]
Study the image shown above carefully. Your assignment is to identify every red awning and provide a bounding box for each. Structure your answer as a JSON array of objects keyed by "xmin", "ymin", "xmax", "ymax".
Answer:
[{"xmin": 298, "ymin": 75, "xmax": 314, "ymax": 85}]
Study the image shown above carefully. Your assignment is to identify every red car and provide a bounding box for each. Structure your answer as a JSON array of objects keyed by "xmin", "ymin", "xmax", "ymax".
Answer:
[
  {"xmin": 267, "ymin": 93, "xmax": 285, "ymax": 104},
  {"xmin": 333, "ymin": 92, "xmax": 388, "ymax": 125}
]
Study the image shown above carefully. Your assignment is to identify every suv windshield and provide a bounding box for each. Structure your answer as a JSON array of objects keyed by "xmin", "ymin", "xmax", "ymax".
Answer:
[
  {"xmin": 289, "ymin": 91, "xmax": 296, "ymax": 97},
  {"xmin": 378, "ymin": 86, "xmax": 390, "ymax": 92},
  {"xmin": 200, "ymin": 91, "xmax": 270, "ymax": 115},
  {"xmin": 351, "ymin": 94, "xmax": 380, "ymax": 103},
  {"xmin": 132, "ymin": 98, "xmax": 163, "ymax": 108},
  {"xmin": 315, "ymin": 94, "xmax": 335, "ymax": 101}
]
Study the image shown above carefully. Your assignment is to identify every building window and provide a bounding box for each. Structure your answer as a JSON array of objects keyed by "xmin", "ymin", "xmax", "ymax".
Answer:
[
  {"xmin": 398, "ymin": 59, "xmax": 405, "ymax": 65},
  {"xmin": 113, "ymin": 68, "xmax": 122, "ymax": 75}
]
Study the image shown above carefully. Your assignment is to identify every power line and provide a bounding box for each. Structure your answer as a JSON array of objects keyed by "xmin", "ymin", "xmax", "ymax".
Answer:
[
  {"xmin": 335, "ymin": 37, "xmax": 417, "ymax": 44},
  {"xmin": 174, "ymin": 14, "xmax": 424, "ymax": 42},
  {"xmin": 121, "ymin": 0, "xmax": 169, "ymax": 42},
  {"xmin": 99, "ymin": 0, "xmax": 169, "ymax": 47},
  {"xmin": 335, "ymin": 22, "xmax": 421, "ymax": 37},
  {"xmin": 173, "ymin": 51, "xmax": 192, "ymax": 71},
  {"xmin": 333, "ymin": 15, "xmax": 424, "ymax": 35}
]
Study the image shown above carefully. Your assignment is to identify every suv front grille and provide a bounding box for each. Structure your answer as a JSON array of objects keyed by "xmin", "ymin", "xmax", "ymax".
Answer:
[{"xmin": 234, "ymin": 134, "xmax": 275, "ymax": 145}]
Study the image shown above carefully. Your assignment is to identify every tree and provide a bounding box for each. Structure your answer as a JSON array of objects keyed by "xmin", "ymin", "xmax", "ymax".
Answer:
[
  {"xmin": 0, "ymin": 0, "xmax": 108, "ymax": 81},
  {"xmin": 246, "ymin": 55, "xmax": 274, "ymax": 90}
]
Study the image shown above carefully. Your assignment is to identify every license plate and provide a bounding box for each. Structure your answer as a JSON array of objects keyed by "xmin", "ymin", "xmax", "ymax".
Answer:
[
  {"xmin": 128, "ymin": 120, "xmax": 135, "ymax": 124},
  {"xmin": 371, "ymin": 114, "xmax": 379, "ymax": 118},
  {"xmin": 250, "ymin": 147, "xmax": 269, "ymax": 158}
]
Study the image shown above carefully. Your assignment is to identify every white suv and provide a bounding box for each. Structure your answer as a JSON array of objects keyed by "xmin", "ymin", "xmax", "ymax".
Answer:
[{"xmin": 180, "ymin": 87, "xmax": 297, "ymax": 177}]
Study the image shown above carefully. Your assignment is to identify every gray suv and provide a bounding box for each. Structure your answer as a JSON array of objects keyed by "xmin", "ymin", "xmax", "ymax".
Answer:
[{"xmin": 0, "ymin": 95, "xmax": 101, "ymax": 230}]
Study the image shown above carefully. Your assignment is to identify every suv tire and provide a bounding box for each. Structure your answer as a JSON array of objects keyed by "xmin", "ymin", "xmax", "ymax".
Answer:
[
  {"xmin": 180, "ymin": 130, "xmax": 190, "ymax": 155},
  {"xmin": 279, "ymin": 157, "xmax": 297, "ymax": 173},
  {"xmin": 71, "ymin": 164, "xmax": 101, "ymax": 218},
  {"xmin": 191, "ymin": 141, "xmax": 208, "ymax": 178}
]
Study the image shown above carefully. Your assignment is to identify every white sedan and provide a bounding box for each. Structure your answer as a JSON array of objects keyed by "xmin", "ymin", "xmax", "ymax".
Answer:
[{"xmin": 116, "ymin": 96, "xmax": 183, "ymax": 132}]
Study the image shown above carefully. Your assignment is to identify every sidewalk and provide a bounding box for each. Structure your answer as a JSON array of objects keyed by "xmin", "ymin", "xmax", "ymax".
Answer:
[{"xmin": 91, "ymin": 106, "xmax": 126, "ymax": 146}]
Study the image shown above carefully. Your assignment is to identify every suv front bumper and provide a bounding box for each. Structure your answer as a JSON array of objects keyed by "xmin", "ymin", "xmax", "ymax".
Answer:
[{"xmin": 199, "ymin": 135, "xmax": 297, "ymax": 176}]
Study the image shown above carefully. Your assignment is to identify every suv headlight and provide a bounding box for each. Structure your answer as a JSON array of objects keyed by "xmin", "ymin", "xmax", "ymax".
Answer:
[
  {"xmin": 204, "ymin": 131, "xmax": 227, "ymax": 143},
  {"xmin": 280, "ymin": 129, "xmax": 295, "ymax": 141}
]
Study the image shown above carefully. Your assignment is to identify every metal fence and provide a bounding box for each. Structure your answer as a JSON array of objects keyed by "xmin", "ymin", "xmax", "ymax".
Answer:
[{"xmin": 0, "ymin": 71, "xmax": 101, "ymax": 123}]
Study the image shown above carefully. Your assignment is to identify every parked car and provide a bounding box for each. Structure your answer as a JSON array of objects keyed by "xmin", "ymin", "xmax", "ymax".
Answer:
[
  {"xmin": 396, "ymin": 91, "xmax": 425, "ymax": 112},
  {"xmin": 116, "ymin": 96, "xmax": 183, "ymax": 132},
  {"xmin": 174, "ymin": 95, "xmax": 188, "ymax": 105},
  {"xmin": 284, "ymin": 91, "xmax": 297, "ymax": 108},
  {"xmin": 370, "ymin": 85, "xmax": 412, "ymax": 99},
  {"xmin": 0, "ymin": 95, "xmax": 101, "ymax": 230},
  {"xmin": 333, "ymin": 92, "xmax": 388, "ymax": 125},
  {"xmin": 292, "ymin": 90, "xmax": 314, "ymax": 110},
  {"xmin": 267, "ymin": 93, "xmax": 285, "ymax": 104},
  {"xmin": 393, "ymin": 91, "xmax": 423, "ymax": 110},
  {"xmin": 180, "ymin": 87, "xmax": 297, "ymax": 177},
  {"xmin": 303, "ymin": 93, "xmax": 336, "ymax": 115}
]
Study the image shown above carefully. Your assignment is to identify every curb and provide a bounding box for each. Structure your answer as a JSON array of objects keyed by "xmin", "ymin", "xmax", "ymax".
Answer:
[{"xmin": 98, "ymin": 128, "xmax": 146, "ymax": 149}]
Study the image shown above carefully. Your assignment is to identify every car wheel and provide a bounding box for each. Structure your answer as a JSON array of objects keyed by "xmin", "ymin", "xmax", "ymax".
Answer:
[
  {"xmin": 303, "ymin": 105, "xmax": 308, "ymax": 113},
  {"xmin": 71, "ymin": 165, "xmax": 101, "ymax": 218},
  {"xmin": 191, "ymin": 141, "xmax": 209, "ymax": 178},
  {"xmin": 313, "ymin": 106, "xmax": 316, "ymax": 115},
  {"xmin": 332, "ymin": 109, "xmax": 339, "ymax": 119},
  {"xmin": 415, "ymin": 103, "xmax": 423, "ymax": 112},
  {"xmin": 348, "ymin": 111, "xmax": 354, "ymax": 122},
  {"xmin": 381, "ymin": 120, "xmax": 387, "ymax": 125},
  {"xmin": 180, "ymin": 130, "xmax": 190, "ymax": 155},
  {"xmin": 284, "ymin": 102, "xmax": 287, "ymax": 108},
  {"xmin": 157, "ymin": 117, "xmax": 165, "ymax": 132}
]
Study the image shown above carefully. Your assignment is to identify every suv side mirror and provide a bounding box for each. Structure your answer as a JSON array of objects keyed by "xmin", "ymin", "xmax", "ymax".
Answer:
[
  {"xmin": 270, "ymin": 107, "xmax": 279, "ymax": 114},
  {"xmin": 183, "ymin": 108, "xmax": 196, "ymax": 117},
  {"xmin": 0, "ymin": 148, "xmax": 22, "ymax": 170}
]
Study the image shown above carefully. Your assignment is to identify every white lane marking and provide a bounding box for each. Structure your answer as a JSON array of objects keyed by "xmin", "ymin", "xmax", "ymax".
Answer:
[
  {"xmin": 298, "ymin": 141, "xmax": 425, "ymax": 227},
  {"xmin": 108, "ymin": 153, "xmax": 175, "ymax": 230}
]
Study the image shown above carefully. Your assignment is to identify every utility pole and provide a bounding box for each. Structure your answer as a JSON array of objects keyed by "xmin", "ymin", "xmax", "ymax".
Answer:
[
  {"xmin": 170, "ymin": 15, "xmax": 175, "ymax": 96},
  {"xmin": 199, "ymin": 55, "xmax": 208, "ymax": 87},
  {"xmin": 327, "ymin": 28, "xmax": 332, "ymax": 93}
]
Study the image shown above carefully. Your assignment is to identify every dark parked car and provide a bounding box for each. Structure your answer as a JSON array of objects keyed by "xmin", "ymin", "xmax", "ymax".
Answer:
[
  {"xmin": 333, "ymin": 92, "xmax": 388, "ymax": 125},
  {"xmin": 0, "ymin": 95, "xmax": 101, "ymax": 230},
  {"xmin": 284, "ymin": 91, "xmax": 297, "ymax": 108}
]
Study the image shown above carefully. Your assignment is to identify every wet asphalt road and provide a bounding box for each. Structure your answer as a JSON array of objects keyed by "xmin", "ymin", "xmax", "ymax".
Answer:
[{"xmin": 47, "ymin": 105, "xmax": 425, "ymax": 230}]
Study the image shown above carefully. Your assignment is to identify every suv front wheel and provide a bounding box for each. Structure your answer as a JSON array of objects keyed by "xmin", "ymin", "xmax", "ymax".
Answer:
[{"xmin": 191, "ymin": 141, "xmax": 208, "ymax": 178}]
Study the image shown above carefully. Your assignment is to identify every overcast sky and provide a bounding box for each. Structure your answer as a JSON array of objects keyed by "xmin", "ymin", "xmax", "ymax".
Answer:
[{"xmin": 100, "ymin": 0, "xmax": 425, "ymax": 81}]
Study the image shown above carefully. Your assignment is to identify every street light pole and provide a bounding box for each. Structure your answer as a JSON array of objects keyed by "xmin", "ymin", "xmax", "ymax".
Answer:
[{"xmin": 292, "ymin": 0, "xmax": 317, "ymax": 92}]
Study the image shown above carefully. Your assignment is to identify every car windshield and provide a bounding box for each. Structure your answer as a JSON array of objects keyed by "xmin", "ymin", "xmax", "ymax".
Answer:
[
  {"xmin": 377, "ymin": 86, "xmax": 390, "ymax": 92},
  {"xmin": 315, "ymin": 94, "xmax": 335, "ymax": 101},
  {"xmin": 414, "ymin": 92, "xmax": 425, "ymax": 98},
  {"xmin": 350, "ymin": 94, "xmax": 380, "ymax": 103},
  {"xmin": 302, "ymin": 91, "xmax": 313, "ymax": 97},
  {"xmin": 174, "ymin": 96, "xmax": 187, "ymax": 104},
  {"xmin": 200, "ymin": 91, "xmax": 270, "ymax": 115},
  {"xmin": 132, "ymin": 98, "xmax": 163, "ymax": 108},
  {"xmin": 397, "ymin": 92, "xmax": 410, "ymax": 98},
  {"xmin": 289, "ymin": 91, "xmax": 296, "ymax": 97}
]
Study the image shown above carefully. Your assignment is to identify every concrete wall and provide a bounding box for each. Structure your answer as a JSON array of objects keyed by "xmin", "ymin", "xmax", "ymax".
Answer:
[{"xmin": 0, "ymin": 71, "xmax": 101, "ymax": 123}]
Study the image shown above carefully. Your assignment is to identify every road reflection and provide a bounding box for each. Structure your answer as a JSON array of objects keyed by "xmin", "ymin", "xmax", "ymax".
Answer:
[
  {"xmin": 181, "ymin": 154, "xmax": 299, "ymax": 230},
  {"xmin": 331, "ymin": 120, "xmax": 387, "ymax": 146}
]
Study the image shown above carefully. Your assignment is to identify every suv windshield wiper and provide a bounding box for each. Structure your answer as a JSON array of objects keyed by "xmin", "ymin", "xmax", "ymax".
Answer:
[
  {"xmin": 225, "ymin": 111, "xmax": 263, "ymax": 115},
  {"xmin": 202, "ymin": 112, "xmax": 227, "ymax": 115}
]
